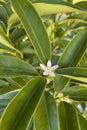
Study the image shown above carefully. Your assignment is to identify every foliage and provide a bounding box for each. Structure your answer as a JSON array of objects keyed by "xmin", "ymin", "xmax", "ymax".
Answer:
[{"xmin": 0, "ymin": 0, "xmax": 87, "ymax": 130}]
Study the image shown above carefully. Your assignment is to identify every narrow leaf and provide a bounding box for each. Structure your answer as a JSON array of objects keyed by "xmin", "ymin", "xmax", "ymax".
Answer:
[
  {"xmin": 58, "ymin": 67, "xmax": 87, "ymax": 83},
  {"xmin": 58, "ymin": 101, "xmax": 81, "ymax": 130},
  {"xmin": 79, "ymin": 114, "xmax": 87, "ymax": 130},
  {"xmin": 0, "ymin": 55, "xmax": 37, "ymax": 77},
  {"xmin": 54, "ymin": 27, "xmax": 87, "ymax": 91},
  {"xmin": 62, "ymin": 86, "xmax": 87, "ymax": 102},
  {"xmin": 7, "ymin": 13, "xmax": 20, "ymax": 36},
  {"xmin": 33, "ymin": 0, "xmax": 86, "ymax": 15},
  {"xmin": 0, "ymin": 77, "xmax": 46, "ymax": 130},
  {"xmin": 58, "ymin": 28, "xmax": 87, "ymax": 67},
  {"xmin": 35, "ymin": 92, "xmax": 58, "ymax": 130},
  {"xmin": 0, "ymin": 27, "xmax": 23, "ymax": 58},
  {"xmin": 11, "ymin": 0, "xmax": 51, "ymax": 63},
  {"xmin": 58, "ymin": 67, "xmax": 87, "ymax": 78},
  {"xmin": 35, "ymin": 94, "xmax": 50, "ymax": 130}
]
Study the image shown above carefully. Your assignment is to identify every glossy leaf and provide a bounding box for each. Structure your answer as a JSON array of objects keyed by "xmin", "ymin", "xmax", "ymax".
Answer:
[
  {"xmin": 0, "ymin": 77, "xmax": 46, "ymax": 130},
  {"xmin": 54, "ymin": 75, "xmax": 69, "ymax": 91},
  {"xmin": 35, "ymin": 94, "xmax": 50, "ymax": 130},
  {"xmin": 62, "ymin": 86, "xmax": 87, "ymax": 101},
  {"xmin": 0, "ymin": 55, "xmax": 38, "ymax": 78},
  {"xmin": 58, "ymin": 101, "xmax": 80, "ymax": 130},
  {"xmin": 45, "ymin": 92, "xmax": 58, "ymax": 130},
  {"xmin": 54, "ymin": 27, "xmax": 87, "ymax": 91},
  {"xmin": 58, "ymin": 67, "xmax": 87, "ymax": 78},
  {"xmin": 58, "ymin": 67, "xmax": 87, "ymax": 83},
  {"xmin": 33, "ymin": 0, "xmax": 86, "ymax": 16},
  {"xmin": 11, "ymin": 0, "xmax": 51, "ymax": 64},
  {"xmin": 58, "ymin": 28, "xmax": 87, "ymax": 67},
  {"xmin": 35, "ymin": 92, "xmax": 58, "ymax": 130}
]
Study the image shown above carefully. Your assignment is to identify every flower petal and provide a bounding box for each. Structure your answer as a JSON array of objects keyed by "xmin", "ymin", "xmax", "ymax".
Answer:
[
  {"xmin": 40, "ymin": 64, "xmax": 46, "ymax": 70},
  {"xmin": 49, "ymin": 71, "xmax": 55, "ymax": 77},
  {"xmin": 47, "ymin": 60, "xmax": 51, "ymax": 67},
  {"xmin": 52, "ymin": 65, "xmax": 59, "ymax": 70},
  {"xmin": 43, "ymin": 71, "xmax": 48, "ymax": 76}
]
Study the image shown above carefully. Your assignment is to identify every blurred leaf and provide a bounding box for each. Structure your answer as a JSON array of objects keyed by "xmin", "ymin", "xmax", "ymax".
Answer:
[
  {"xmin": 0, "ymin": 55, "xmax": 38, "ymax": 78},
  {"xmin": 61, "ymin": 14, "xmax": 87, "ymax": 24},
  {"xmin": 0, "ymin": 91, "xmax": 17, "ymax": 117},
  {"xmin": 75, "ymin": 1, "xmax": 87, "ymax": 11},
  {"xmin": 33, "ymin": 0, "xmax": 86, "ymax": 16},
  {"xmin": 0, "ymin": 79, "xmax": 9, "ymax": 87},
  {"xmin": 0, "ymin": 78, "xmax": 21, "ymax": 95},
  {"xmin": 0, "ymin": 27, "xmax": 23, "ymax": 58},
  {"xmin": 58, "ymin": 67, "xmax": 87, "ymax": 78},
  {"xmin": 79, "ymin": 114, "xmax": 87, "ymax": 130},
  {"xmin": 58, "ymin": 101, "xmax": 80, "ymax": 130},
  {"xmin": 0, "ymin": 84, "xmax": 20, "ymax": 95},
  {"xmin": 11, "ymin": 0, "xmax": 51, "ymax": 64},
  {"xmin": 7, "ymin": 13, "xmax": 20, "ymax": 35},
  {"xmin": 0, "ymin": 76, "xmax": 46, "ymax": 130},
  {"xmin": 35, "ymin": 92, "xmax": 58, "ymax": 130},
  {"xmin": 0, "ymin": 5, "xmax": 8, "ymax": 24},
  {"xmin": 10, "ymin": 28, "xmax": 26, "ymax": 43}
]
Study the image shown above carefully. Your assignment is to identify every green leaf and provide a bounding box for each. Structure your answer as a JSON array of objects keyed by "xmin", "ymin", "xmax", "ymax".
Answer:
[
  {"xmin": 0, "ymin": 5, "xmax": 8, "ymax": 24},
  {"xmin": 11, "ymin": 0, "xmax": 51, "ymax": 64},
  {"xmin": 0, "ymin": 79, "xmax": 9, "ymax": 87},
  {"xmin": 75, "ymin": 1, "xmax": 87, "ymax": 11},
  {"xmin": 58, "ymin": 101, "xmax": 81, "ymax": 130},
  {"xmin": 0, "ymin": 55, "xmax": 38, "ymax": 78},
  {"xmin": 0, "ymin": 76, "xmax": 46, "ymax": 130},
  {"xmin": 54, "ymin": 75, "xmax": 69, "ymax": 91},
  {"xmin": 35, "ymin": 92, "xmax": 58, "ymax": 130},
  {"xmin": 7, "ymin": 13, "xmax": 20, "ymax": 36},
  {"xmin": 45, "ymin": 92, "xmax": 58, "ymax": 130},
  {"xmin": 62, "ymin": 86, "xmax": 87, "ymax": 102},
  {"xmin": 60, "ymin": 14, "xmax": 87, "ymax": 24},
  {"xmin": 58, "ymin": 67, "xmax": 87, "ymax": 78},
  {"xmin": 33, "ymin": 0, "xmax": 86, "ymax": 16},
  {"xmin": 0, "ymin": 91, "xmax": 17, "ymax": 117},
  {"xmin": 0, "ymin": 84, "xmax": 20, "ymax": 95},
  {"xmin": 58, "ymin": 67, "xmax": 87, "ymax": 83},
  {"xmin": 35, "ymin": 94, "xmax": 50, "ymax": 130},
  {"xmin": 79, "ymin": 114, "xmax": 87, "ymax": 130},
  {"xmin": 0, "ymin": 27, "xmax": 23, "ymax": 58},
  {"xmin": 0, "ymin": 78, "xmax": 21, "ymax": 95},
  {"xmin": 10, "ymin": 28, "xmax": 26, "ymax": 43},
  {"xmin": 58, "ymin": 28, "xmax": 87, "ymax": 67},
  {"xmin": 54, "ymin": 27, "xmax": 87, "ymax": 91}
]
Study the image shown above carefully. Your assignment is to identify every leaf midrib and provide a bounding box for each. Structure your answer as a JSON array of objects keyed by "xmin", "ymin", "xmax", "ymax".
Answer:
[{"xmin": 14, "ymin": 0, "xmax": 46, "ymax": 63}]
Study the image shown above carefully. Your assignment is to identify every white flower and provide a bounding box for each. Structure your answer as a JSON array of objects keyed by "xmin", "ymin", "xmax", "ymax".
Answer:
[{"xmin": 40, "ymin": 60, "xmax": 59, "ymax": 77}]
